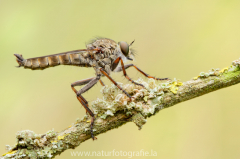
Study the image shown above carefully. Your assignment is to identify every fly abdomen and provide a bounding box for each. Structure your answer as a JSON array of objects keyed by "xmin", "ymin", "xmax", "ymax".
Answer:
[
  {"xmin": 38, "ymin": 57, "xmax": 49, "ymax": 67},
  {"xmin": 22, "ymin": 55, "xmax": 59, "ymax": 69},
  {"xmin": 30, "ymin": 58, "xmax": 41, "ymax": 68},
  {"xmin": 48, "ymin": 56, "xmax": 60, "ymax": 66},
  {"xmin": 69, "ymin": 53, "xmax": 81, "ymax": 65},
  {"xmin": 58, "ymin": 54, "xmax": 71, "ymax": 65},
  {"xmin": 14, "ymin": 51, "xmax": 91, "ymax": 70}
]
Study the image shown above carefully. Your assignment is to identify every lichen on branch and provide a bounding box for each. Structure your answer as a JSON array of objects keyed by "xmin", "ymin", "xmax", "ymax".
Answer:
[{"xmin": 2, "ymin": 58, "xmax": 240, "ymax": 159}]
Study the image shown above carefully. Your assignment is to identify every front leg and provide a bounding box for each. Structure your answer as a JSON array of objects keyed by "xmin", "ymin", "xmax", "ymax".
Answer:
[
  {"xmin": 99, "ymin": 68, "xmax": 132, "ymax": 100},
  {"xmin": 114, "ymin": 63, "xmax": 169, "ymax": 81},
  {"xmin": 99, "ymin": 79, "xmax": 105, "ymax": 86},
  {"xmin": 112, "ymin": 57, "xmax": 145, "ymax": 87}
]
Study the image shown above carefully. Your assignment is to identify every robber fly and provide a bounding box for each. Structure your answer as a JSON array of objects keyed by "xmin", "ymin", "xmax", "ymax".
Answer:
[{"xmin": 14, "ymin": 38, "xmax": 168, "ymax": 140}]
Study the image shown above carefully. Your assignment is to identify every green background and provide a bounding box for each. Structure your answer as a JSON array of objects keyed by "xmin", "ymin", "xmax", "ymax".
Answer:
[{"xmin": 1, "ymin": 0, "xmax": 240, "ymax": 158}]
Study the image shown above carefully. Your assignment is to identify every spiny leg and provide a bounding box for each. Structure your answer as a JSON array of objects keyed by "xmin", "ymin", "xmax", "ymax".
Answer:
[
  {"xmin": 99, "ymin": 79, "xmax": 105, "ymax": 86},
  {"xmin": 112, "ymin": 57, "xmax": 145, "ymax": 87},
  {"xmin": 71, "ymin": 76, "xmax": 100, "ymax": 140},
  {"xmin": 115, "ymin": 63, "xmax": 169, "ymax": 81},
  {"xmin": 99, "ymin": 68, "xmax": 132, "ymax": 100},
  {"xmin": 72, "ymin": 86, "xmax": 96, "ymax": 139},
  {"xmin": 71, "ymin": 93, "xmax": 95, "ymax": 138},
  {"xmin": 76, "ymin": 75, "xmax": 100, "ymax": 96},
  {"xmin": 76, "ymin": 75, "xmax": 101, "ymax": 140},
  {"xmin": 71, "ymin": 77, "xmax": 94, "ymax": 106}
]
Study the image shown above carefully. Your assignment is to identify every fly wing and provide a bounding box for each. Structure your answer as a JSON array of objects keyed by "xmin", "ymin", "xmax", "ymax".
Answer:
[{"xmin": 27, "ymin": 49, "xmax": 88, "ymax": 59}]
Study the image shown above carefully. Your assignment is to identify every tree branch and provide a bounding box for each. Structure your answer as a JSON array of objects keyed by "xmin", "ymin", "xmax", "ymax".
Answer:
[{"xmin": 2, "ymin": 58, "xmax": 240, "ymax": 159}]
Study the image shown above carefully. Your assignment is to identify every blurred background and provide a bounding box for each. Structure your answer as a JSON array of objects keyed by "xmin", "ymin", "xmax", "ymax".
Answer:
[{"xmin": 1, "ymin": 0, "xmax": 240, "ymax": 158}]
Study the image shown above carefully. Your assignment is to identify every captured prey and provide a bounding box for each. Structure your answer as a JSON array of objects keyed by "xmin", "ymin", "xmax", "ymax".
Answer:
[{"xmin": 14, "ymin": 38, "xmax": 169, "ymax": 140}]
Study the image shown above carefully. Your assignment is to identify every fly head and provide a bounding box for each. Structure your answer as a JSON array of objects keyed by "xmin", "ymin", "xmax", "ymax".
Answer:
[{"xmin": 118, "ymin": 40, "xmax": 135, "ymax": 61}]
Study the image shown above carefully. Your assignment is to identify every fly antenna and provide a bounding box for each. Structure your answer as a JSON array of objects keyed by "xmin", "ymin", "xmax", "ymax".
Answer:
[{"xmin": 129, "ymin": 40, "xmax": 135, "ymax": 46}]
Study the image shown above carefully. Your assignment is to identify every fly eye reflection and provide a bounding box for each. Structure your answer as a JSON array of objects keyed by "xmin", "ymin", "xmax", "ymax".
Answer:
[{"xmin": 118, "ymin": 41, "xmax": 129, "ymax": 56}]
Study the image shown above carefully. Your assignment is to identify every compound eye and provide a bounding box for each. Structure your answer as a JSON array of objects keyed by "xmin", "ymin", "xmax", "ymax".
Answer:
[{"xmin": 119, "ymin": 41, "xmax": 129, "ymax": 56}]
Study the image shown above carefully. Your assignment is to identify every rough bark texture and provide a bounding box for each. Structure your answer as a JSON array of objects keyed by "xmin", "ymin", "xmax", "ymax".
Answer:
[{"xmin": 2, "ymin": 58, "xmax": 240, "ymax": 159}]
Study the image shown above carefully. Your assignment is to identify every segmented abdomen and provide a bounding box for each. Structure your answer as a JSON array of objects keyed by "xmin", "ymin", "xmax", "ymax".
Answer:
[{"xmin": 21, "ymin": 51, "xmax": 91, "ymax": 70}]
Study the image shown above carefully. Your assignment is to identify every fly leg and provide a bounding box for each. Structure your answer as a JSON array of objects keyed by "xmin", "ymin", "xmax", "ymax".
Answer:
[
  {"xmin": 114, "ymin": 63, "xmax": 169, "ymax": 81},
  {"xmin": 112, "ymin": 57, "xmax": 145, "ymax": 87},
  {"xmin": 71, "ymin": 76, "xmax": 100, "ymax": 140},
  {"xmin": 99, "ymin": 68, "xmax": 132, "ymax": 100},
  {"xmin": 99, "ymin": 79, "xmax": 105, "ymax": 86},
  {"xmin": 71, "ymin": 77, "xmax": 94, "ymax": 114}
]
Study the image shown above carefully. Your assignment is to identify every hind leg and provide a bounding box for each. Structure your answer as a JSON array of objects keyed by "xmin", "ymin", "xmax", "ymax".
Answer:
[{"xmin": 71, "ymin": 75, "xmax": 100, "ymax": 140}]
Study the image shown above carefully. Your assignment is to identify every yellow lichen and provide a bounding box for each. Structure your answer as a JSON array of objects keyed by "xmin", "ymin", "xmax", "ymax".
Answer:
[
  {"xmin": 169, "ymin": 81, "xmax": 182, "ymax": 94},
  {"xmin": 86, "ymin": 120, "xmax": 91, "ymax": 123},
  {"xmin": 51, "ymin": 140, "xmax": 57, "ymax": 143},
  {"xmin": 58, "ymin": 136, "xmax": 64, "ymax": 140},
  {"xmin": 143, "ymin": 96, "xmax": 148, "ymax": 102},
  {"xmin": 193, "ymin": 76, "xmax": 201, "ymax": 80},
  {"xmin": 57, "ymin": 133, "xmax": 69, "ymax": 140},
  {"xmin": 219, "ymin": 67, "xmax": 228, "ymax": 73},
  {"xmin": 68, "ymin": 125, "xmax": 72, "ymax": 128},
  {"xmin": 176, "ymin": 82, "xmax": 183, "ymax": 86},
  {"xmin": 170, "ymin": 85, "xmax": 178, "ymax": 94},
  {"xmin": 2, "ymin": 150, "xmax": 17, "ymax": 156},
  {"xmin": 171, "ymin": 81, "xmax": 183, "ymax": 86}
]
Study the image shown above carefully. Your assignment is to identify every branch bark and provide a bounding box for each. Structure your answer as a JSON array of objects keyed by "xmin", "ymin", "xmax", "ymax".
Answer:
[{"xmin": 2, "ymin": 58, "xmax": 240, "ymax": 159}]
